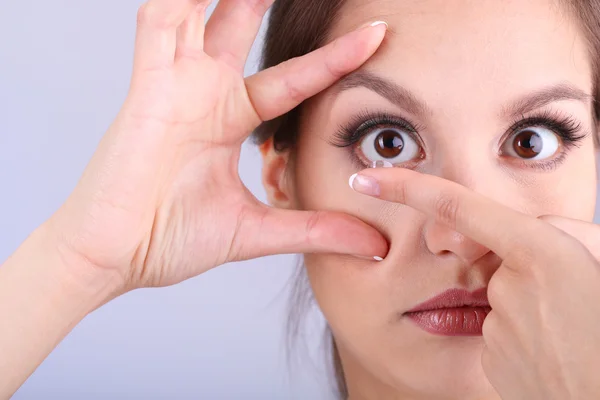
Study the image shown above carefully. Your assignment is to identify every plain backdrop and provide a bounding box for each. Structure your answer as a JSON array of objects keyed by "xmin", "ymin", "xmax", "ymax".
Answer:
[{"xmin": 1, "ymin": 1, "xmax": 599, "ymax": 399}]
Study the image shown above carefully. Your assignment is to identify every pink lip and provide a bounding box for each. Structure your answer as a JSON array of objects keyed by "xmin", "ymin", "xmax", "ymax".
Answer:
[{"xmin": 404, "ymin": 288, "xmax": 491, "ymax": 336}]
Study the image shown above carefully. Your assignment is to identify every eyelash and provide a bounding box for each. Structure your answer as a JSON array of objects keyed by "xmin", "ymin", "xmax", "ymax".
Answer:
[
  {"xmin": 501, "ymin": 109, "xmax": 587, "ymax": 170},
  {"xmin": 330, "ymin": 110, "xmax": 423, "ymax": 148},
  {"xmin": 330, "ymin": 109, "xmax": 588, "ymax": 171}
]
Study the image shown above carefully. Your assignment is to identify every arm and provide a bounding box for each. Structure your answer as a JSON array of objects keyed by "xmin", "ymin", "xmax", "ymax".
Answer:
[
  {"xmin": 0, "ymin": 0, "xmax": 389, "ymax": 396},
  {"xmin": 0, "ymin": 222, "xmax": 120, "ymax": 398}
]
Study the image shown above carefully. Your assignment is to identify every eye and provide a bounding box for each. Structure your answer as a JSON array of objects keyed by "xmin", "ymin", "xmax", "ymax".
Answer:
[
  {"xmin": 502, "ymin": 126, "xmax": 559, "ymax": 160},
  {"xmin": 359, "ymin": 127, "xmax": 421, "ymax": 165}
]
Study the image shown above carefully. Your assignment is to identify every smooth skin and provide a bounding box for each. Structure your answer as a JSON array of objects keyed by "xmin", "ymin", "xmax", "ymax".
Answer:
[
  {"xmin": 1, "ymin": 1, "xmax": 600, "ymax": 400},
  {"xmin": 0, "ymin": 0, "xmax": 388, "ymax": 397},
  {"xmin": 258, "ymin": 0, "xmax": 600, "ymax": 399},
  {"xmin": 350, "ymin": 167, "xmax": 600, "ymax": 399}
]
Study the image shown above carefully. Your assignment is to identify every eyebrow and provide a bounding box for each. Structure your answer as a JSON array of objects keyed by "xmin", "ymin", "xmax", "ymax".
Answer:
[
  {"xmin": 335, "ymin": 71, "xmax": 431, "ymax": 118},
  {"xmin": 501, "ymin": 83, "xmax": 593, "ymax": 119},
  {"xmin": 334, "ymin": 71, "xmax": 592, "ymax": 120}
]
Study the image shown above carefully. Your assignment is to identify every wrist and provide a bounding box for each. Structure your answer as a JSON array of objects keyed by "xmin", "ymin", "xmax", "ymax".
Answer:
[
  {"xmin": 31, "ymin": 220, "xmax": 126, "ymax": 313},
  {"xmin": 0, "ymin": 222, "xmax": 125, "ymax": 397}
]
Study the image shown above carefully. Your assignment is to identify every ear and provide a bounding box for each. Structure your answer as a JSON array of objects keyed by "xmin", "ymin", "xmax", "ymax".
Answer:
[{"xmin": 260, "ymin": 137, "xmax": 296, "ymax": 209}]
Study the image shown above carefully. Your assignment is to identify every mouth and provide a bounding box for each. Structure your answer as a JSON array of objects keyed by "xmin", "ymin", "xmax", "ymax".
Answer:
[{"xmin": 403, "ymin": 287, "xmax": 491, "ymax": 336}]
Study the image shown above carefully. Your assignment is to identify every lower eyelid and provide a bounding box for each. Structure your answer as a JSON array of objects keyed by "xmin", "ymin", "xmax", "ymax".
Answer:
[{"xmin": 499, "ymin": 148, "xmax": 569, "ymax": 172}]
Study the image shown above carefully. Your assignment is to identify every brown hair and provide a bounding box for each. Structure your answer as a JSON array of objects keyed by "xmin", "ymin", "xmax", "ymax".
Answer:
[{"xmin": 253, "ymin": 1, "xmax": 600, "ymax": 397}]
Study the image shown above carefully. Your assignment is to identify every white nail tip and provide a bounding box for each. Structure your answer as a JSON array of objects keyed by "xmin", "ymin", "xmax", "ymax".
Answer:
[
  {"xmin": 370, "ymin": 21, "xmax": 388, "ymax": 28},
  {"xmin": 349, "ymin": 173, "xmax": 358, "ymax": 189},
  {"xmin": 373, "ymin": 256, "xmax": 384, "ymax": 262}
]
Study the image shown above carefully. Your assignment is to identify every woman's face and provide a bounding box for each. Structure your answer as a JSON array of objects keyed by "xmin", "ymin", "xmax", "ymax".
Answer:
[{"xmin": 263, "ymin": 0, "xmax": 598, "ymax": 398}]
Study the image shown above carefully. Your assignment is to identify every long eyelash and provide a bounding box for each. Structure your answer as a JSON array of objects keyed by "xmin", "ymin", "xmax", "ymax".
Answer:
[
  {"xmin": 507, "ymin": 108, "xmax": 589, "ymax": 149},
  {"xmin": 329, "ymin": 110, "xmax": 423, "ymax": 148}
]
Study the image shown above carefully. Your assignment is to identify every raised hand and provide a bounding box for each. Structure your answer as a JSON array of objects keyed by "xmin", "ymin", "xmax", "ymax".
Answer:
[
  {"xmin": 349, "ymin": 167, "xmax": 600, "ymax": 400},
  {"xmin": 49, "ymin": 0, "xmax": 389, "ymax": 290}
]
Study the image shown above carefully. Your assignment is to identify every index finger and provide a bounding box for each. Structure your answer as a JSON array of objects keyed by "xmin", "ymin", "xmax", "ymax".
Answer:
[
  {"xmin": 351, "ymin": 168, "xmax": 563, "ymax": 264},
  {"xmin": 245, "ymin": 21, "xmax": 387, "ymax": 122}
]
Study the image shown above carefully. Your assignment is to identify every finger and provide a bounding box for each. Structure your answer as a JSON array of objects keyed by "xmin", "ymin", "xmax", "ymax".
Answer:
[
  {"xmin": 204, "ymin": 0, "xmax": 274, "ymax": 72},
  {"xmin": 175, "ymin": 1, "xmax": 212, "ymax": 61},
  {"xmin": 133, "ymin": 0, "xmax": 205, "ymax": 72},
  {"xmin": 245, "ymin": 21, "xmax": 388, "ymax": 122},
  {"xmin": 539, "ymin": 215, "xmax": 600, "ymax": 260},
  {"xmin": 349, "ymin": 167, "xmax": 561, "ymax": 264},
  {"xmin": 228, "ymin": 205, "xmax": 389, "ymax": 261}
]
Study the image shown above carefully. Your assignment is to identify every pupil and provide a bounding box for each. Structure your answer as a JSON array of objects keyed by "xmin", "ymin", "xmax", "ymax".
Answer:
[
  {"xmin": 513, "ymin": 130, "xmax": 543, "ymax": 159},
  {"xmin": 376, "ymin": 130, "xmax": 404, "ymax": 158}
]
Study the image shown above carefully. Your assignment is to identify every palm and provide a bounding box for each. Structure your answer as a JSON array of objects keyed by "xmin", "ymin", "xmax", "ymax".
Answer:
[
  {"xmin": 99, "ymin": 59, "xmax": 259, "ymax": 287},
  {"xmin": 53, "ymin": 0, "xmax": 389, "ymax": 290}
]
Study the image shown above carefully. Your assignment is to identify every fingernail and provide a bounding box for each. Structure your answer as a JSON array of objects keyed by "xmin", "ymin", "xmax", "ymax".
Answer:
[
  {"xmin": 359, "ymin": 20, "xmax": 388, "ymax": 30},
  {"xmin": 370, "ymin": 160, "xmax": 393, "ymax": 169},
  {"xmin": 349, "ymin": 173, "xmax": 381, "ymax": 197},
  {"xmin": 352, "ymin": 254, "xmax": 385, "ymax": 262},
  {"xmin": 370, "ymin": 20, "xmax": 388, "ymax": 28}
]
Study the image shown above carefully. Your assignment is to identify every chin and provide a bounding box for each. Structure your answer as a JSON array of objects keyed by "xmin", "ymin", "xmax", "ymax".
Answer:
[{"xmin": 377, "ymin": 325, "xmax": 500, "ymax": 399}]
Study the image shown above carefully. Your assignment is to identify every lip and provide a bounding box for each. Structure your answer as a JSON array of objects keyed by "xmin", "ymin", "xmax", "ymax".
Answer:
[{"xmin": 404, "ymin": 287, "xmax": 491, "ymax": 336}]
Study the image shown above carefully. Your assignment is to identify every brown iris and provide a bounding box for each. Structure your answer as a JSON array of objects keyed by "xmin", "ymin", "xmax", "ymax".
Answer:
[
  {"xmin": 513, "ymin": 130, "xmax": 543, "ymax": 159},
  {"xmin": 375, "ymin": 129, "xmax": 404, "ymax": 158}
]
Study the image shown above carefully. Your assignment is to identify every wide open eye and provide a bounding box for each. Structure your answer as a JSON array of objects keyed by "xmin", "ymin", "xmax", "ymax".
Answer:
[
  {"xmin": 503, "ymin": 127, "xmax": 559, "ymax": 160},
  {"xmin": 359, "ymin": 128, "xmax": 421, "ymax": 165}
]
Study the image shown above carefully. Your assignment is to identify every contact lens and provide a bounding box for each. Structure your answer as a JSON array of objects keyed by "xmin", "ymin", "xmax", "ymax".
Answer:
[{"xmin": 370, "ymin": 160, "xmax": 393, "ymax": 168}]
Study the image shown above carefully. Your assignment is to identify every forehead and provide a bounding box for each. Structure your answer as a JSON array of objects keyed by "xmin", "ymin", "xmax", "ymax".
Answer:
[{"xmin": 327, "ymin": 0, "xmax": 592, "ymax": 112}]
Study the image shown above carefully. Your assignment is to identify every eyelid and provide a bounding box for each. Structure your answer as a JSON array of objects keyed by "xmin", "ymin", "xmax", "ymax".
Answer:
[
  {"xmin": 495, "ymin": 108, "xmax": 587, "ymax": 155},
  {"xmin": 330, "ymin": 109, "xmax": 426, "ymax": 150},
  {"xmin": 496, "ymin": 108, "xmax": 588, "ymax": 171}
]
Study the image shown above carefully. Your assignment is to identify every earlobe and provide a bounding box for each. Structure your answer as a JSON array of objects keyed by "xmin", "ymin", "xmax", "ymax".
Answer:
[{"xmin": 260, "ymin": 138, "xmax": 294, "ymax": 208}]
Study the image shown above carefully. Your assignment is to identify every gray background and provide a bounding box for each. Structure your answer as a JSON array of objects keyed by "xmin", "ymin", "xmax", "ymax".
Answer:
[{"xmin": 1, "ymin": 1, "xmax": 598, "ymax": 399}]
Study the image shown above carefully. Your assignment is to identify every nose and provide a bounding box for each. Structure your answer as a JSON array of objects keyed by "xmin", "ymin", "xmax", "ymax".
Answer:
[{"xmin": 423, "ymin": 221, "xmax": 490, "ymax": 265}]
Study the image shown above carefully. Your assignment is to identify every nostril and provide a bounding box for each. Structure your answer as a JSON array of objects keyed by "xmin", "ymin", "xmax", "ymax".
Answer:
[{"xmin": 436, "ymin": 249, "xmax": 453, "ymax": 257}]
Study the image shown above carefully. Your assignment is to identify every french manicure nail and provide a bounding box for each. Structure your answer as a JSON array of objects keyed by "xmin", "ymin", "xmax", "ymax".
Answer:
[
  {"xmin": 370, "ymin": 20, "xmax": 388, "ymax": 28},
  {"xmin": 352, "ymin": 254, "xmax": 386, "ymax": 262},
  {"xmin": 359, "ymin": 20, "xmax": 388, "ymax": 30},
  {"xmin": 349, "ymin": 173, "xmax": 381, "ymax": 197}
]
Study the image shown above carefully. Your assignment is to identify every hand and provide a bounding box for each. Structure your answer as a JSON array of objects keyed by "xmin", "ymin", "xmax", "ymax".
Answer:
[
  {"xmin": 349, "ymin": 167, "xmax": 600, "ymax": 400},
  {"xmin": 48, "ymin": 0, "xmax": 389, "ymax": 292}
]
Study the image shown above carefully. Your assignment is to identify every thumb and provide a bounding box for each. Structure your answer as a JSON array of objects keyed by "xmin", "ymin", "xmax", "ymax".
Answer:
[
  {"xmin": 539, "ymin": 215, "xmax": 600, "ymax": 260},
  {"xmin": 229, "ymin": 205, "xmax": 389, "ymax": 262}
]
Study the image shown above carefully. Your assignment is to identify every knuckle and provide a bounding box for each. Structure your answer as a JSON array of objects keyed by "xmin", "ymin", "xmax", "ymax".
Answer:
[
  {"xmin": 305, "ymin": 211, "xmax": 324, "ymax": 244},
  {"xmin": 137, "ymin": 3, "xmax": 154, "ymax": 26},
  {"xmin": 214, "ymin": 49, "xmax": 244, "ymax": 72},
  {"xmin": 324, "ymin": 35, "xmax": 359, "ymax": 79},
  {"xmin": 392, "ymin": 180, "xmax": 407, "ymax": 204},
  {"xmin": 137, "ymin": 2, "xmax": 170, "ymax": 29},
  {"xmin": 433, "ymin": 192, "xmax": 460, "ymax": 229},
  {"xmin": 281, "ymin": 69, "xmax": 306, "ymax": 104},
  {"xmin": 325, "ymin": 44, "xmax": 354, "ymax": 78}
]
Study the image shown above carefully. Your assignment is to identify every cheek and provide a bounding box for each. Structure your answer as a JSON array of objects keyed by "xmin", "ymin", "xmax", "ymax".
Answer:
[
  {"xmin": 527, "ymin": 149, "xmax": 597, "ymax": 220},
  {"xmin": 291, "ymin": 131, "xmax": 426, "ymax": 334}
]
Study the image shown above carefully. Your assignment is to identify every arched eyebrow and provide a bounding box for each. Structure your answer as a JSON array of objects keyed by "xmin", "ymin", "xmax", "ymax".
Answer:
[
  {"xmin": 334, "ymin": 71, "xmax": 592, "ymax": 119},
  {"xmin": 334, "ymin": 71, "xmax": 431, "ymax": 118},
  {"xmin": 500, "ymin": 83, "xmax": 593, "ymax": 119}
]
